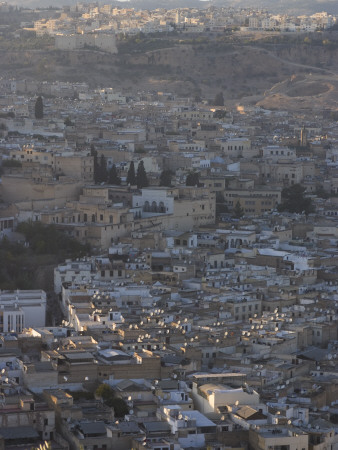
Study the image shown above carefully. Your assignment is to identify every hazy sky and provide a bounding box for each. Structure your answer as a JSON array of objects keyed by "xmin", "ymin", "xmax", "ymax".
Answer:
[{"xmin": 6, "ymin": 0, "xmax": 338, "ymax": 15}]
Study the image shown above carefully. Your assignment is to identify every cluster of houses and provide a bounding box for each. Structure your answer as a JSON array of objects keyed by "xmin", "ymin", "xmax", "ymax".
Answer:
[
  {"xmin": 1, "ymin": 2, "xmax": 336, "ymax": 46},
  {"xmin": 0, "ymin": 56, "xmax": 338, "ymax": 448}
]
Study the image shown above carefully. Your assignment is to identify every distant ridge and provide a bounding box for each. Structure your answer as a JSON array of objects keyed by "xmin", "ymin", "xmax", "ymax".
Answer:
[{"xmin": 5, "ymin": 0, "xmax": 338, "ymax": 15}]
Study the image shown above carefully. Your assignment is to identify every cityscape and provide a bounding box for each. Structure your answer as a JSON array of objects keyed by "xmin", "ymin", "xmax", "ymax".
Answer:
[{"xmin": 0, "ymin": 1, "xmax": 338, "ymax": 449}]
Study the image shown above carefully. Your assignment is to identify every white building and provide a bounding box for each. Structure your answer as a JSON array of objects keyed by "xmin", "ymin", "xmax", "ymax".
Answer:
[
  {"xmin": 133, "ymin": 187, "xmax": 175, "ymax": 214},
  {"xmin": 54, "ymin": 259, "xmax": 95, "ymax": 294},
  {"xmin": 0, "ymin": 290, "xmax": 46, "ymax": 332},
  {"xmin": 192, "ymin": 382, "xmax": 260, "ymax": 415}
]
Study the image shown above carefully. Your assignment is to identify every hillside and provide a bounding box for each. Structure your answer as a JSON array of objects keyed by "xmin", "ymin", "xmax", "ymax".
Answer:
[{"xmin": 1, "ymin": 32, "xmax": 338, "ymax": 108}]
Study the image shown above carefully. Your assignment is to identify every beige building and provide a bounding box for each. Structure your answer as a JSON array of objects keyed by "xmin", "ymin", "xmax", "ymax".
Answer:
[
  {"xmin": 9, "ymin": 145, "xmax": 54, "ymax": 166},
  {"xmin": 39, "ymin": 187, "xmax": 134, "ymax": 250},
  {"xmin": 249, "ymin": 427, "xmax": 308, "ymax": 450},
  {"xmin": 224, "ymin": 186, "xmax": 281, "ymax": 215},
  {"xmin": 55, "ymin": 33, "xmax": 117, "ymax": 54},
  {"xmin": 54, "ymin": 152, "xmax": 94, "ymax": 182},
  {"xmin": 177, "ymin": 109, "xmax": 214, "ymax": 121},
  {"xmin": 9, "ymin": 145, "xmax": 94, "ymax": 182},
  {"xmin": 0, "ymin": 392, "xmax": 55, "ymax": 442},
  {"xmin": 1, "ymin": 173, "xmax": 83, "ymax": 208},
  {"xmin": 40, "ymin": 185, "xmax": 216, "ymax": 250},
  {"xmin": 216, "ymin": 137, "xmax": 253, "ymax": 158},
  {"xmin": 260, "ymin": 160, "xmax": 315, "ymax": 186}
]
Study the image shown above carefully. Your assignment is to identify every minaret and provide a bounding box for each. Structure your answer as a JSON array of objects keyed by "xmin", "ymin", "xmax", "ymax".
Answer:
[{"xmin": 300, "ymin": 126, "xmax": 307, "ymax": 147}]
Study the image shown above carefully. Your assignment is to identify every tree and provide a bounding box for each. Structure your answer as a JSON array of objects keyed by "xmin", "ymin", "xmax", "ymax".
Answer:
[
  {"xmin": 216, "ymin": 191, "xmax": 228, "ymax": 217},
  {"xmin": 98, "ymin": 154, "xmax": 108, "ymax": 183},
  {"xmin": 34, "ymin": 96, "xmax": 44, "ymax": 119},
  {"xmin": 159, "ymin": 169, "xmax": 173, "ymax": 187},
  {"xmin": 108, "ymin": 164, "xmax": 121, "ymax": 185},
  {"xmin": 90, "ymin": 145, "xmax": 99, "ymax": 184},
  {"xmin": 233, "ymin": 200, "xmax": 244, "ymax": 218},
  {"xmin": 213, "ymin": 109, "xmax": 226, "ymax": 119},
  {"xmin": 278, "ymin": 183, "xmax": 315, "ymax": 215},
  {"xmin": 213, "ymin": 92, "xmax": 224, "ymax": 106},
  {"xmin": 136, "ymin": 160, "xmax": 149, "ymax": 189},
  {"xmin": 95, "ymin": 384, "xmax": 129, "ymax": 418},
  {"xmin": 126, "ymin": 161, "xmax": 136, "ymax": 185},
  {"xmin": 111, "ymin": 397, "xmax": 129, "ymax": 417},
  {"xmin": 314, "ymin": 184, "xmax": 329, "ymax": 199},
  {"xmin": 95, "ymin": 383, "xmax": 113, "ymax": 400},
  {"xmin": 64, "ymin": 117, "xmax": 74, "ymax": 126},
  {"xmin": 186, "ymin": 171, "xmax": 200, "ymax": 187}
]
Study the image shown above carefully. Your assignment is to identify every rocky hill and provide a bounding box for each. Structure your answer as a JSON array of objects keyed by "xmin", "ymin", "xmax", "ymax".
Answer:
[{"xmin": 1, "ymin": 32, "xmax": 338, "ymax": 109}]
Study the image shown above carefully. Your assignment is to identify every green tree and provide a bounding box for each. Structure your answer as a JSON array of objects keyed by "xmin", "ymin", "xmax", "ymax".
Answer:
[
  {"xmin": 34, "ymin": 96, "xmax": 43, "ymax": 119},
  {"xmin": 136, "ymin": 160, "xmax": 149, "ymax": 189},
  {"xmin": 278, "ymin": 184, "xmax": 315, "ymax": 215},
  {"xmin": 213, "ymin": 92, "xmax": 224, "ymax": 106},
  {"xmin": 16, "ymin": 221, "xmax": 89, "ymax": 258},
  {"xmin": 314, "ymin": 184, "xmax": 329, "ymax": 199},
  {"xmin": 233, "ymin": 200, "xmax": 244, "ymax": 218},
  {"xmin": 108, "ymin": 164, "xmax": 121, "ymax": 185},
  {"xmin": 216, "ymin": 191, "xmax": 228, "ymax": 217},
  {"xmin": 64, "ymin": 117, "xmax": 74, "ymax": 126},
  {"xmin": 213, "ymin": 109, "xmax": 226, "ymax": 119},
  {"xmin": 126, "ymin": 161, "xmax": 136, "ymax": 185},
  {"xmin": 2, "ymin": 160, "xmax": 22, "ymax": 168},
  {"xmin": 159, "ymin": 169, "xmax": 173, "ymax": 187},
  {"xmin": 111, "ymin": 397, "xmax": 129, "ymax": 417},
  {"xmin": 98, "ymin": 154, "xmax": 108, "ymax": 183},
  {"xmin": 95, "ymin": 383, "xmax": 114, "ymax": 400},
  {"xmin": 95, "ymin": 384, "xmax": 129, "ymax": 418},
  {"xmin": 186, "ymin": 171, "xmax": 200, "ymax": 187},
  {"xmin": 90, "ymin": 145, "xmax": 99, "ymax": 184}
]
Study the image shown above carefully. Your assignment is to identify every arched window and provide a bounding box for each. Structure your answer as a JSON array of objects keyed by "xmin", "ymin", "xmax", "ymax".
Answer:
[
  {"xmin": 144, "ymin": 201, "xmax": 150, "ymax": 212},
  {"xmin": 159, "ymin": 201, "xmax": 165, "ymax": 213},
  {"xmin": 151, "ymin": 201, "xmax": 157, "ymax": 212}
]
